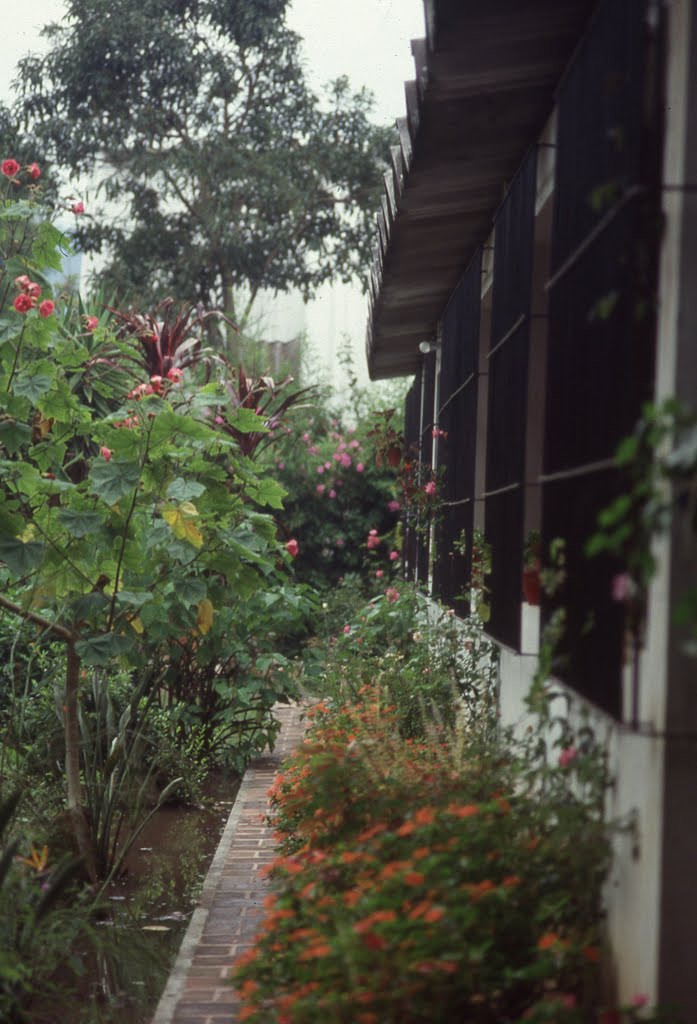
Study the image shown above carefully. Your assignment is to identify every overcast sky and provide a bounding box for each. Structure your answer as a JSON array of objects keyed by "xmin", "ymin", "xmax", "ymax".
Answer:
[{"xmin": 1, "ymin": 0, "xmax": 425, "ymax": 124}]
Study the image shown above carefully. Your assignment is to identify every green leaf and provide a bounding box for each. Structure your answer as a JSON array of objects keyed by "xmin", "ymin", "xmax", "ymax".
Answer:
[
  {"xmin": 32, "ymin": 221, "xmax": 72, "ymax": 271},
  {"xmin": 58, "ymin": 509, "xmax": 106, "ymax": 538},
  {"xmin": 0, "ymin": 420, "xmax": 32, "ymax": 453},
  {"xmin": 174, "ymin": 577, "xmax": 207, "ymax": 607},
  {"xmin": 89, "ymin": 459, "xmax": 141, "ymax": 505},
  {"xmin": 166, "ymin": 477, "xmax": 206, "ymax": 502},
  {"xmin": 12, "ymin": 369, "xmax": 55, "ymax": 403},
  {"xmin": 228, "ymin": 407, "xmax": 267, "ymax": 433},
  {"xmin": 246, "ymin": 476, "xmax": 287, "ymax": 509},
  {"xmin": 75, "ymin": 632, "xmax": 134, "ymax": 666},
  {"xmin": 0, "ymin": 537, "xmax": 45, "ymax": 575}
]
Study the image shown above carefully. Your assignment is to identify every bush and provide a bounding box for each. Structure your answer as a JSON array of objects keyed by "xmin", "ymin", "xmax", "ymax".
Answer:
[{"xmin": 232, "ymin": 686, "xmax": 611, "ymax": 1023}]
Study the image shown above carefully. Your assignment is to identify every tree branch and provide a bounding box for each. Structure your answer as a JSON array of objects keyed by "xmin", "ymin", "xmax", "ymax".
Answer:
[{"xmin": 0, "ymin": 592, "xmax": 76, "ymax": 642}]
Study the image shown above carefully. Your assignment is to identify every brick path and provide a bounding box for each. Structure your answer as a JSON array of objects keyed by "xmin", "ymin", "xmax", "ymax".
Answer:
[{"xmin": 151, "ymin": 703, "xmax": 307, "ymax": 1024}]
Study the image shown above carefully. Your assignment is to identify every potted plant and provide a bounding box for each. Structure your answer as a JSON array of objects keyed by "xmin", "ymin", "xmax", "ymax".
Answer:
[{"xmin": 523, "ymin": 529, "xmax": 542, "ymax": 605}]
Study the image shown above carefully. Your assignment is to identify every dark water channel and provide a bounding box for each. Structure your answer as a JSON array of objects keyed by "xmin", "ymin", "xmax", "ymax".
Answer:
[{"xmin": 33, "ymin": 773, "xmax": 240, "ymax": 1024}]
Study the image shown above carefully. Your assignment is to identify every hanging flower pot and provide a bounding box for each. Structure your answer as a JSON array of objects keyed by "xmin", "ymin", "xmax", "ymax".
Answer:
[{"xmin": 522, "ymin": 563, "xmax": 541, "ymax": 606}]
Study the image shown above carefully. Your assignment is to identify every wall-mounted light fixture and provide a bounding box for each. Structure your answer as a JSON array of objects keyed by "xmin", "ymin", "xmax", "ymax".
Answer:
[{"xmin": 419, "ymin": 340, "xmax": 436, "ymax": 354}]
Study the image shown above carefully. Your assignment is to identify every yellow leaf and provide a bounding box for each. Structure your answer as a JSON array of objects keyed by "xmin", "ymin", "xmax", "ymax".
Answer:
[
  {"xmin": 162, "ymin": 503, "xmax": 204, "ymax": 549},
  {"xmin": 129, "ymin": 616, "xmax": 144, "ymax": 634},
  {"xmin": 196, "ymin": 598, "xmax": 214, "ymax": 636}
]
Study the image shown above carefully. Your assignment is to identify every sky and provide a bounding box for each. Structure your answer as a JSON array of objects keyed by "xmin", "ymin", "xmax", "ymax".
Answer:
[{"xmin": 0, "ymin": 0, "xmax": 426, "ymax": 388}]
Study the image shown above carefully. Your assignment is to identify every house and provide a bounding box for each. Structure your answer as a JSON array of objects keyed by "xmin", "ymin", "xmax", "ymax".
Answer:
[{"xmin": 366, "ymin": 0, "xmax": 697, "ymax": 1013}]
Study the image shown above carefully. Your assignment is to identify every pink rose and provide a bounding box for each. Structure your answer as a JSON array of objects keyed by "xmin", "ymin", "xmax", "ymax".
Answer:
[
  {"xmin": 340, "ymin": 453, "xmax": 352, "ymax": 468},
  {"xmin": 367, "ymin": 530, "xmax": 380, "ymax": 550},
  {"xmin": 27, "ymin": 163, "xmax": 40, "ymax": 180},
  {"xmin": 71, "ymin": 200, "xmax": 85, "ymax": 215},
  {"xmin": 558, "ymin": 746, "xmax": 578, "ymax": 769},
  {"xmin": 329, "ymin": 489, "xmax": 336, "ymax": 499},
  {"xmin": 389, "ymin": 550, "xmax": 399, "ymax": 561},
  {"xmin": 317, "ymin": 465, "xmax": 325, "ymax": 474},
  {"xmin": 611, "ymin": 572, "xmax": 635, "ymax": 602},
  {"xmin": 385, "ymin": 587, "xmax": 400, "ymax": 604},
  {"xmin": 285, "ymin": 538, "xmax": 299, "ymax": 558},
  {"xmin": 316, "ymin": 484, "xmax": 325, "ymax": 494},
  {"xmin": 388, "ymin": 500, "xmax": 401, "ymax": 512},
  {"xmin": 424, "ymin": 480, "xmax": 436, "ymax": 496},
  {"xmin": 39, "ymin": 299, "xmax": 55, "ymax": 318},
  {"xmin": 343, "ymin": 624, "xmax": 351, "ymax": 634},
  {"xmin": 349, "ymin": 440, "xmax": 360, "ymax": 449},
  {"xmin": 13, "ymin": 293, "xmax": 33, "ymax": 313},
  {"xmin": 356, "ymin": 462, "xmax": 364, "ymax": 473},
  {"xmin": 100, "ymin": 446, "xmax": 112, "ymax": 461},
  {"xmin": 376, "ymin": 570, "xmax": 384, "ymax": 579},
  {"xmin": 1, "ymin": 158, "xmax": 20, "ymax": 177},
  {"xmin": 324, "ymin": 461, "xmax": 331, "ymax": 470}
]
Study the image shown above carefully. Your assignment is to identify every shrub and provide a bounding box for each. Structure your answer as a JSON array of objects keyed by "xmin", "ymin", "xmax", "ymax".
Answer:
[{"xmin": 232, "ymin": 688, "xmax": 611, "ymax": 1023}]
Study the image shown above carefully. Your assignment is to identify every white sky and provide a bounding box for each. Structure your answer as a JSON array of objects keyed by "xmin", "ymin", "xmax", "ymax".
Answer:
[{"xmin": 0, "ymin": 0, "xmax": 425, "ymax": 388}]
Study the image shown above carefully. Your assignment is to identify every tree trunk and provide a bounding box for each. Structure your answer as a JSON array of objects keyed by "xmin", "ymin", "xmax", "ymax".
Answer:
[
  {"xmin": 222, "ymin": 275, "xmax": 240, "ymax": 362},
  {"xmin": 65, "ymin": 642, "xmax": 97, "ymax": 881}
]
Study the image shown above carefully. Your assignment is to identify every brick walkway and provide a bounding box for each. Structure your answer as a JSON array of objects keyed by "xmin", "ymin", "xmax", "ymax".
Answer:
[{"xmin": 151, "ymin": 703, "xmax": 307, "ymax": 1024}]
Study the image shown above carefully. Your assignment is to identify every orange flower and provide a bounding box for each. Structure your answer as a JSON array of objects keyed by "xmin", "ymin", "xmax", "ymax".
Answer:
[
  {"xmin": 503, "ymin": 874, "xmax": 521, "ymax": 887},
  {"xmin": 341, "ymin": 850, "xmax": 363, "ymax": 863},
  {"xmin": 412, "ymin": 847, "xmax": 430, "ymax": 860},
  {"xmin": 537, "ymin": 932, "xmax": 561, "ymax": 951},
  {"xmin": 413, "ymin": 807, "xmax": 436, "ymax": 826},
  {"xmin": 446, "ymin": 802, "xmax": 479, "ymax": 818},
  {"xmin": 467, "ymin": 879, "xmax": 496, "ymax": 901},
  {"xmin": 404, "ymin": 871, "xmax": 425, "ymax": 886},
  {"xmin": 397, "ymin": 821, "xmax": 416, "ymax": 837},
  {"xmin": 238, "ymin": 1007, "xmax": 258, "ymax": 1021},
  {"xmin": 300, "ymin": 943, "xmax": 332, "ymax": 960},
  {"xmin": 239, "ymin": 979, "xmax": 259, "ymax": 998},
  {"xmin": 582, "ymin": 945, "xmax": 601, "ymax": 963},
  {"xmin": 424, "ymin": 906, "xmax": 445, "ymax": 923}
]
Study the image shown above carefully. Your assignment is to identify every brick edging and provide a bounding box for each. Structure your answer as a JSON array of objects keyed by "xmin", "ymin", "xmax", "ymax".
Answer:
[{"xmin": 151, "ymin": 703, "xmax": 306, "ymax": 1024}]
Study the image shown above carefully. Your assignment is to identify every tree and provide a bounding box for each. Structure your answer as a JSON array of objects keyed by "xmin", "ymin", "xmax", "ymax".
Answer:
[{"xmin": 16, "ymin": 0, "xmax": 393, "ymax": 343}]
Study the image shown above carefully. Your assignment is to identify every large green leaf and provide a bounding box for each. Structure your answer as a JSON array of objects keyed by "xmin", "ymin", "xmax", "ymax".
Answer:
[
  {"xmin": 0, "ymin": 420, "xmax": 32, "ymax": 454},
  {"xmin": 12, "ymin": 368, "xmax": 55, "ymax": 404},
  {"xmin": 245, "ymin": 476, "xmax": 286, "ymax": 509},
  {"xmin": 58, "ymin": 509, "xmax": 106, "ymax": 538},
  {"xmin": 166, "ymin": 477, "xmax": 206, "ymax": 502},
  {"xmin": 89, "ymin": 459, "xmax": 141, "ymax": 506},
  {"xmin": 75, "ymin": 631, "xmax": 135, "ymax": 666},
  {"xmin": 0, "ymin": 537, "xmax": 45, "ymax": 575}
]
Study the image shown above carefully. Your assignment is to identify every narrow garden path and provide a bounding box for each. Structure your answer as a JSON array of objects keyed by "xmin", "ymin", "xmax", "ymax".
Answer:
[{"xmin": 151, "ymin": 703, "xmax": 307, "ymax": 1024}]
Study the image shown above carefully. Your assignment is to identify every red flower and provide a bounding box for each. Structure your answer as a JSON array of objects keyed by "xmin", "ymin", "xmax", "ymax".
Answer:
[
  {"xmin": 27, "ymin": 163, "xmax": 40, "ymax": 180},
  {"xmin": 149, "ymin": 375, "xmax": 163, "ymax": 392},
  {"xmin": 14, "ymin": 275, "xmax": 31, "ymax": 291},
  {"xmin": 13, "ymin": 294, "xmax": 32, "ymax": 313},
  {"xmin": 1, "ymin": 158, "xmax": 20, "ymax": 177},
  {"xmin": 285, "ymin": 538, "xmax": 299, "ymax": 558},
  {"xmin": 26, "ymin": 282, "xmax": 41, "ymax": 299},
  {"xmin": 166, "ymin": 367, "xmax": 183, "ymax": 383},
  {"xmin": 39, "ymin": 300, "xmax": 55, "ymax": 318},
  {"xmin": 84, "ymin": 315, "xmax": 99, "ymax": 332},
  {"xmin": 71, "ymin": 200, "xmax": 85, "ymax": 214}
]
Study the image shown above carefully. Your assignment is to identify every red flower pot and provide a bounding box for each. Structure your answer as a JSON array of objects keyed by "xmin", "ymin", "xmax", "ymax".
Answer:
[{"xmin": 522, "ymin": 564, "xmax": 541, "ymax": 606}]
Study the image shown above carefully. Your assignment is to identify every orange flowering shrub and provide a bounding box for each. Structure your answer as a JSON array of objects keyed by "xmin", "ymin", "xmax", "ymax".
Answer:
[{"xmin": 232, "ymin": 689, "xmax": 612, "ymax": 1022}]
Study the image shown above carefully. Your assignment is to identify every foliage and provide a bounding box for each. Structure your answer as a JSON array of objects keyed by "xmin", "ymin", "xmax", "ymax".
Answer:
[
  {"xmin": 232, "ymin": 682, "xmax": 612, "ymax": 1023},
  {"xmin": 0, "ymin": 792, "xmax": 87, "ymax": 1022},
  {"xmin": 15, "ymin": 0, "xmax": 394, "ymax": 333},
  {"xmin": 270, "ymin": 404, "xmax": 402, "ymax": 590},
  {"xmin": 0, "ymin": 170, "xmax": 311, "ymax": 874},
  {"xmin": 299, "ymin": 584, "xmax": 499, "ymax": 739},
  {"xmin": 586, "ymin": 400, "xmax": 697, "ymax": 655}
]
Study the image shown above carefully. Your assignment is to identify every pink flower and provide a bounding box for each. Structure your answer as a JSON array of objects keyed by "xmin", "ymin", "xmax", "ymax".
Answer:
[
  {"xmin": 13, "ymin": 293, "xmax": 33, "ymax": 313},
  {"xmin": 302, "ymin": 432, "xmax": 310, "ymax": 441},
  {"xmin": 349, "ymin": 439, "xmax": 360, "ymax": 449},
  {"xmin": 343, "ymin": 624, "xmax": 351, "ymax": 634},
  {"xmin": 38, "ymin": 299, "xmax": 55, "ymax": 318},
  {"xmin": 356, "ymin": 462, "xmax": 364, "ymax": 473},
  {"xmin": 389, "ymin": 550, "xmax": 399, "ymax": 562},
  {"xmin": 71, "ymin": 200, "xmax": 85, "ymax": 215},
  {"xmin": 14, "ymin": 275, "xmax": 31, "ymax": 291},
  {"xmin": 367, "ymin": 531, "xmax": 381, "ymax": 550},
  {"xmin": 316, "ymin": 484, "xmax": 325, "ymax": 494},
  {"xmin": 558, "ymin": 746, "xmax": 578, "ymax": 769},
  {"xmin": 100, "ymin": 446, "xmax": 112, "ymax": 461},
  {"xmin": 340, "ymin": 453, "xmax": 352, "ymax": 468},
  {"xmin": 424, "ymin": 480, "xmax": 436, "ymax": 496},
  {"xmin": 333, "ymin": 452, "xmax": 342, "ymax": 462},
  {"xmin": 214, "ymin": 415, "xmax": 225, "ymax": 424},
  {"xmin": 149, "ymin": 375, "xmax": 163, "ymax": 392},
  {"xmin": 385, "ymin": 587, "xmax": 400, "ymax": 604},
  {"xmin": 324, "ymin": 461, "xmax": 331, "ymax": 470},
  {"xmin": 166, "ymin": 367, "xmax": 183, "ymax": 383},
  {"xmin": 317, "ymin": 465, "xmax": 325, "ymax": 474},
  {"xmin": 85, "ymin": 315, "xmax": 99, "ymax": 332},
  {"xmin": 308, "ymin": 445, "xmax": 319, "ymax": 455},
  {"xmin": 611, "ymin": 572, "xmax": 635, "ymax": 602},
  {"xmin": 128, "ymin": 382, "xmax": 149, "ymax": 399},
  {"xmin": 278, "ymin": 461, "xmax": 285, "ymax": 470},
  {"xmin": 630, "ymin": 995, "xmax": 649, "ymax": 1009},
  {"xmin": 285, "ymin": 538, "xmax": 299, "ymax": 558},
  {"xmin": 1, "ymin": 158, "xmax": 20, "ymax": 177},
  {"xmin": 336, "ymin": 537, "xmax": 344, "ymax": 548},
  {"xmin": 26, "ymin": 282, "xmax": 41, "ymax": 299},
  {"xmin": 27, "ymin": 162, "xmax": 40, "ymax": 180},
  {"xmin": 388, "ymin": 500, "xmax": 401, "ymax": 512},
  {"xmin": 376, "ymin": 570, "xmax": 384, "ymax": 579},
  {"xmin": 329, "ymin": 489, "xmax": 336, "ymax": 499}
]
